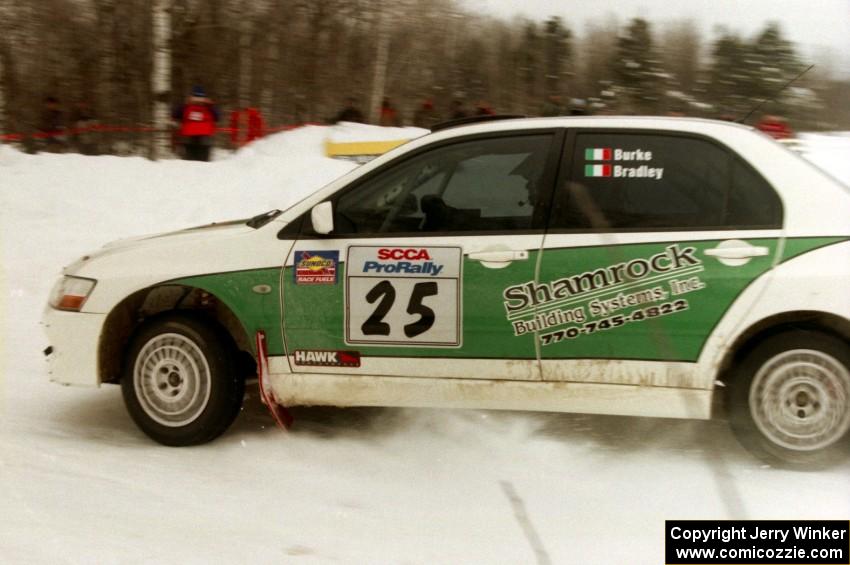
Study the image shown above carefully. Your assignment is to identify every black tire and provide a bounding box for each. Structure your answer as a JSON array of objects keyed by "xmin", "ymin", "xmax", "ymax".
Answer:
[
  {"xmin": 727, "ymin": 330, "xmax": 850, "ymax": 469},
  {"xmin": 121, "ymin": 314, "xmax": 245, "ymax": 446}
]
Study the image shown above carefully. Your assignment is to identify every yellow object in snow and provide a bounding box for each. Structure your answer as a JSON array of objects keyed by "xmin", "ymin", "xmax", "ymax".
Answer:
[{"xmin": 324, "ymin": 139, "xmax": 409, "ymax": 163}]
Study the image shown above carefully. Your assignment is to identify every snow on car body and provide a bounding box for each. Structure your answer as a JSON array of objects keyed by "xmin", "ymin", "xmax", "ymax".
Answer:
[{"xmin": 42, "ymin": 116, "xmax": 850, "ymax": 466}]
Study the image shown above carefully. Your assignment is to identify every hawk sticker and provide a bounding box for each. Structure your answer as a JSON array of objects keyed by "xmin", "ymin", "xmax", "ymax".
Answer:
[{"xmin": 293, "ymin": 350, "xmax": 361, "ymax": 367}]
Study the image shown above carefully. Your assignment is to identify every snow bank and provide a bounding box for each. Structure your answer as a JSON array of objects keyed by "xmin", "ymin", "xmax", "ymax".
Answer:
[{"xmin": 0, "ymin": 126, "xmax": 357, "ymax": 286}]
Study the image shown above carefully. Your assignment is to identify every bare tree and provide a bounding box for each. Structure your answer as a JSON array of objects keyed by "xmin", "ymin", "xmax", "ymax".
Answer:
[
  {"xmin": 368, "ymin": 1, "xmax": 390, "ymax": 123},
  {"xmin": 661, "ymin": 20, "xmax": 702, "ymax": 95},
  {"xmin": 0, "ymin": 6, "xmax": 8, "ymax": 136},
  {"xmin": 577, "ymin": 16, "xmax": 619, "ymax": 108},
  {"xmin": 0, "ymin": 0, "xmax": 846, "ymax": 156},
  {"xmin": 152, "ymin": 0, "xmax": 172, "ymax": 159},
  {"xmin": 0, "ymin": 0, "xmax": 13, "ymax": 136}
]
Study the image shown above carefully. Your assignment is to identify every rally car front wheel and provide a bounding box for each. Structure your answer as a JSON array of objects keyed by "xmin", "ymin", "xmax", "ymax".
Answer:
[
  {"xmin": 728, "ymin": 330, "xmax": 850, "ymax": 468},
  {"xmin": 121, "ymin": 315, "xmax": 244, "ymax": 446}
]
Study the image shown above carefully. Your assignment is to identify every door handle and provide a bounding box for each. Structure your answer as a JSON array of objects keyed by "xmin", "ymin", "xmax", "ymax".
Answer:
[
  {"xmin": 704, "ymin": 246, "xmax": 769, "ymax": 259},
  {"xmin": 467, "ymin": 250, "xmax": 529, "ymax": 263},
  {"xmin": 704, "ymin": 240, "xmax": 770, "ymax": 266}
]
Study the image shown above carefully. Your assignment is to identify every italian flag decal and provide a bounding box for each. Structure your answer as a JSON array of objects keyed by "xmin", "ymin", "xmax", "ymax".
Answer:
[
  {"xmin": 585, "ymin": 147, "xmax": 612, "ymax": 160},
  {"xmin": 585, "ymin": 164, "xmax": 612, "ymax": 177}
]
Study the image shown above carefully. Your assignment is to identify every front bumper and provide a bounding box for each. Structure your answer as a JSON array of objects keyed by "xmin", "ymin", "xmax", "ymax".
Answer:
[{"xmin": 42, "ymin": 307, "xmax": 106, "ymax": 386}]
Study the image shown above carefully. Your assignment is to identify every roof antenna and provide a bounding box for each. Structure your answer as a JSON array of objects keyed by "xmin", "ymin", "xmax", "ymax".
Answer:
[{"xmin": 738, "ymin": 64, "xmax": 815, "ymax": 125}]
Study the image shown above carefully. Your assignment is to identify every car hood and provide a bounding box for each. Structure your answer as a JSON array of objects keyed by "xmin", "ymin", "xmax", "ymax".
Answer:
[
  {"xmin": 62, "ymin": 213, "xmax": 295, "ymax": 315},
  {"xmin": 64, "ymin": 219, "xmax": 259, "ymax": 275},
  {"xmin": 101, "ymin": 218, "xmax": 252, "ymax": 250}
]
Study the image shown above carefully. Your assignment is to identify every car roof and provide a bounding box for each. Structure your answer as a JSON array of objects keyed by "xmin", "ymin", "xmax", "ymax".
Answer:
[
  {"xmin": 353, "ymin": 116, "xmax": 766, "ymax": 181},
  {"xmin": 280, "ymin": 114, "xmax": 850, "ymax": 237},
  {"xmin": 423, "ymin": 115, "xmax": 756, "ymax": 141}
]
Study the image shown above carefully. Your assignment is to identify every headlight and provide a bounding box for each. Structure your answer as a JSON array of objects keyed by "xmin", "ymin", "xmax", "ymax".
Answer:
[{"xmin": 48, "ymin": 276, "xmax": 97, "ymax": 311}]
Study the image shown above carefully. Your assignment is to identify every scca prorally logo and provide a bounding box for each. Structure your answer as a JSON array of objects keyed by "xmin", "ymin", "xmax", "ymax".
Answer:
[
  {"xmin": 378, "ymin": 248, "xmax": 431, "ymax": 260},
  {"xmin": 295, "ymin": 250, "xmax": 338, "ymax": 285},
  {"xmin": 584, "ymin": 146, "xmax": 664, "ymax": 180},
  {"xmin": 363, "ymin": 248, "xmax": 444, "ymax": 276}
]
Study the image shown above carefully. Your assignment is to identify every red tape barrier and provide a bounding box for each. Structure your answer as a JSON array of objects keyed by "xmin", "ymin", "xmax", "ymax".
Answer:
[{"xmin": 0, "ymin": 122, "xmax": 322, "ymax": 142}]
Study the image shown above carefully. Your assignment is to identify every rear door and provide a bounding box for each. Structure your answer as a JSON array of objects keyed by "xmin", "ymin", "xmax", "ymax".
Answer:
[
  {"xmin": 533, "ymin": 129, "xmax": 785, "ymax": 387},
  {"xmin": 281, "ymin": 130, "xmax": 563, "ymax": 381}
]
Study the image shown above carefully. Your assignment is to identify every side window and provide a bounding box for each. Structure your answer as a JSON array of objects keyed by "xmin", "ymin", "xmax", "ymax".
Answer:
[
  {"xmin": 334, "ymin": 134, "xmax": 553, "ymax": 235},
  {"xmin": 727, "ymin": 158, "xmax": 782, "ymax": 227},
  {"xmin": 553, "ymin": 133, "xmax": 781, "ymax": 230}
]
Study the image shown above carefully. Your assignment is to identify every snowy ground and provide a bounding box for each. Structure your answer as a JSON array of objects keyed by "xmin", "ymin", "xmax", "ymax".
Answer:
[{"xmin": 1, "ymin": 126, "xmax": 848, "ymax": 564}]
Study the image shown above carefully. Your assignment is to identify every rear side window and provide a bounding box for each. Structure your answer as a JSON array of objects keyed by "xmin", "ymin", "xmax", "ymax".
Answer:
[
  {"xmin": 551, "ymin": 132, "xmax": 782, "ymax": 231},
  {"xmin": 727, "ymin": 157, "xmax": 783, "ymax": 227}
]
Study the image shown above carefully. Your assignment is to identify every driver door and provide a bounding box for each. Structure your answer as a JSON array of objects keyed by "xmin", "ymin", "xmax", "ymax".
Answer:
[{"xmin": 281, "ymin": 131, "xmax": 564, "ymax": 381}]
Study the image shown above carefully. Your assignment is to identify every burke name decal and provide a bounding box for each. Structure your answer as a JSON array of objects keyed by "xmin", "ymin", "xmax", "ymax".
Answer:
[{"xmin": 584, "ymin": 147, "xmax": 664, "ymax": 180}]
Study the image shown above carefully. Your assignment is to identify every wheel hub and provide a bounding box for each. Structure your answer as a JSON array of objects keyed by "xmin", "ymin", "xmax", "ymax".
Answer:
[
  {"xmin": 133, "ymin": 333, "xmax": 212, "ymax": 427},
  {"xmin": 751, "ymin": 349, "xmax": 850, "ymax": 452}
]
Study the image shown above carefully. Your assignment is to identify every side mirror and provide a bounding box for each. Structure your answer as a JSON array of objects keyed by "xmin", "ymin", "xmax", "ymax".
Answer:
[{"xmin": 310, "ymin": 201, "xmax": 334, "ymax": 235}]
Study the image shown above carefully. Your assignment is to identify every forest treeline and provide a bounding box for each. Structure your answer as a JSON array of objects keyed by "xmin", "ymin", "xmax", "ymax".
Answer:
[{"xmin": 0, "ymin": 0, "xmax": 848, "ymax": 154}]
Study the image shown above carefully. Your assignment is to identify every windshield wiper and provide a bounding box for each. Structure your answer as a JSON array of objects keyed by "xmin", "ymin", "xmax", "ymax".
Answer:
[{"xmin": 246, "ymin": 209, "xmax": 282, "ymax": 229}]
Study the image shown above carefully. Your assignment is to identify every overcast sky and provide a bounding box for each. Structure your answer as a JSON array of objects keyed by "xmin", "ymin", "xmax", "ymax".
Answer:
[{"xmin": 464, "ymin": 0, "xmax": 850, "ymax": 77}]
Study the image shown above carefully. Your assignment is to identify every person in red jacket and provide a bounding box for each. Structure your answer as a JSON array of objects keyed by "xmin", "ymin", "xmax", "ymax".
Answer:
[
  {"xmin": 475, "ymin": 100, "xmax": 496, "ymax": 116},
  {"xmin": 172, "ymin": 86, "xmax": 219, "ymax": 161},
  {"xmin": 379, "ymin": 97, "xmax": 401, "ymax": 127},
  {"xmin": 755, "ymin": 114, "xmax": 794, "ymax": 141},
  {"xmin": 229, "ymin": 107, "xmax": 266, "ymax": 148}
]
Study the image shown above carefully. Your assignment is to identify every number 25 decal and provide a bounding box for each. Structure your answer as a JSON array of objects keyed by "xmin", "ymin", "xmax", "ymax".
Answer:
[{"xmin": 362, "ymin": 280, "xmax": 439, "ymax": 338}]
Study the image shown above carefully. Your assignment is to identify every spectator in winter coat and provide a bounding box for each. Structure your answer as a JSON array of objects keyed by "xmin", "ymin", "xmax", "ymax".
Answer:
[
  {"xmin": 229, "ymin": 107, "xmax": 266, "ymax": 148},
  {"xmin": 172, "ymin": 86, "xmax": 219, "ymax": 162},
  {"xmin": 541, "ymin": 94, "xmax": 565, "ymax": 117},
  {"xmin": 450, "ymin": 99, "xmax": 468, "ymax": 120},
  {"xmin": 569, "ymin": 98, "xmax": 589, "ymax": 116},
  {"xmin": 38, "ymin": 96, "xmax": 65, "ymax": 153},
  {"xmin": 412, "ymin": 99, "xmax": 439, "ymax": 129},
  {"xmin": 333, "ymin": 98, "xmax": 365, "ymax": 124},
  {"xmin": 379, "ymin": 97, "xmax": 401, "ymax": 127},
  {"xmin": 475, "ymin": 100, "xmax": 495, "ymax": 116},
  {"xmin": 756, "ymin": 114, "xmax": 794, "ymax": 140},
  {"xmin": 69, "ymin": 101, "xmax": 98, "ymax": 155}
]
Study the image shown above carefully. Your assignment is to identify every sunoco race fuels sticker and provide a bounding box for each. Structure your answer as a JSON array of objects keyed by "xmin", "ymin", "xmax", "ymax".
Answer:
[
  {"xmin": 345, "ymin": 246, "xmax": 462, "ymax": 347},
  {"xmin": 294, "ymin": 250, "xmax": 339, "ymax": 285}
]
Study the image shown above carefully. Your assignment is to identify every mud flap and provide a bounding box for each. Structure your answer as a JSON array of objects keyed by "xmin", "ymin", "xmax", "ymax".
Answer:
[{"xmin": 255, "ymin": 330, "xmax": 293, "ymax": 429}]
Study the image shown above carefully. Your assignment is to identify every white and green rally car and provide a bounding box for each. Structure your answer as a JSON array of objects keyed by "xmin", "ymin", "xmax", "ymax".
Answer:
[{"xmin": 43, "ymin": 117, "xmax": 850, "ymax": 466}]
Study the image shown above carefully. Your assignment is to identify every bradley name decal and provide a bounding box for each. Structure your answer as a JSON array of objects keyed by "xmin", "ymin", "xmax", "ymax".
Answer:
[{"xmin": 584, "ymin": 147, "xmax": 664, "ymax": 180}]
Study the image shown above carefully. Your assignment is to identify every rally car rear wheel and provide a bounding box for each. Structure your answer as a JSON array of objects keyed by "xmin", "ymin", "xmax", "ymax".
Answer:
[
  {"xmin": 121, "ymin": 315, "xmax": 244, "ymax": 446},
  {"xmin": 729, "ymin": 330, "xmax": 850, "ymax": 468}
]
